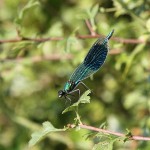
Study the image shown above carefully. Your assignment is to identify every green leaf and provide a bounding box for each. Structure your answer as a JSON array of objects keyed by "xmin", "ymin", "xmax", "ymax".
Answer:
[
  {"xmin": 76, "ymin": 10, "xmax": 89, "ymax": 20},
  {"xmin": 85, "ymin": 132, "xmax": 98, "ymax": 140},
  {"xmin": 85, "ymin": 7, "xmax": 97, "ymax": 31},
  {"xmin": 123, "ymin": 44, "xmax": 145, "ymax": 78},
  {"xmin": 115, "ymin": 0, "xmax": 146, "ymax": 27},
  {"xmin": 92, "ymin": 137, "xmax": 119, "ymax": 150},
  {"xmin": 78, "ymin": 90, "xmax": 91, "ymax": 104},
  {"xmin": 7, "ymin": 43, "xmax": 32, "ymax": 58},
  {"xmin": 29, "ymin": 121, "xmax": 66, "ymax": 147},
  {"xmin": 86, "ymin": 4, "xmax": 99, "ymax": 19},
  {"xmin": 92, "ymin": 141, "xmax": 113, "ymax": 150},
  {"xmin": 62, "ymin": 90, "xmax": 91, "ymax": 114},
  {"xmin": 62, "ymin": 102, "xmax": 78, "ymax": 114},
  {"xmin": 99, "ymin": 122, "xmax": 107, "ymax": 129},
  {"xmin": 15, "ymin": 0, "xmax": 40, "ymax": 25},
  {"xmin": 146, "ymin": 19, "xmax": 150, "ymax": 32},
  {"xmin": 91, "ymin": 4, "xmax": 99, "ymax": 18},
  {"xmin": 123, "ymin": 129, "xmax": 132, "ymax": 142}
]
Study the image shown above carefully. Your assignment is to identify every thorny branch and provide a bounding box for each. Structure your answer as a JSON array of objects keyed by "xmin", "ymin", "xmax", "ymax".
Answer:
[
  {"xmin": 85, "ymin": 19, "xmax": 96, "ymax": 36},
  {"xmin": 68, "ymin": 124, "xmax": 150, "ymax": 141}
]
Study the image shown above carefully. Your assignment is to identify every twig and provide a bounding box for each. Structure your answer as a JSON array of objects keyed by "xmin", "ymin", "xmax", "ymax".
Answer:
[
  {"xmin": 0, "ymin": 54, "xmax": 73, "ymax": 63},
  {"xmin": 85, "ymin": 20, "xmax": 96, "ymax": 36},
  {"xmin": 109, "ymin": 48, "xmax": 123, "ymax": 55},
  {"xmin": 0, "ymin": 37, "xmax": 63, "ymax": 44},
  {"xmin": 69, "ymin": 124, "xmax": 150, "ymax": 141},
  {"xmin": 0, "ymin": 35, "xmax": 149, "ymax": 45},
  {"xmin": 112, "ymin": 37, "xmax": 148, "ymax": 44},
  {"xmin": 0, "ymin": 48, "xmax": 122, "ymax": 63},
  {"xmin": 77, "ymin": 35, "xmax": 149, "ymax": 44}
]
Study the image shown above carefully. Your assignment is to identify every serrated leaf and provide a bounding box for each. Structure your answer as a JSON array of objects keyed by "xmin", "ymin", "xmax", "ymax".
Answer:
[
  {"xmin": 29, "ymin": 121, "xmax": 65, "ymax": 147},
  {"xmin": 62, "ymin": 102, "xmax": 78, "ymax": 114},
  {"xmin": 62, "ymin": 90, "xmax": 91, "ymax": 114},
  {"xmin": 92, "ymin": 131, "xmax": 121, "ymax": 150},
  {"xmin": 92, "ymin": 141, "xmax": 113, "ymax": 150},
  {"xmin": 85, "ymin": 132, "xmax": 98, "ymax": 140},
  {"xmin": 78, "ymin": 90, "xmax": 91, "ymax": 104},
  {"xmin": 92, "ymin": 137, "xmax": 119, "ymax": 150}
]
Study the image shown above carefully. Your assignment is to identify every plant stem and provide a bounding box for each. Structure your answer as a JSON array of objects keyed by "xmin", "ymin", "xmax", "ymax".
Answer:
[{"xmin": 68, "ymin": 123, "xmax": 150, "ymax": 141}]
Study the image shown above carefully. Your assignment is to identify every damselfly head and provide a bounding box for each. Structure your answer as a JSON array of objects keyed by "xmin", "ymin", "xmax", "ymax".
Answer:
[{"xmin": 58, "ymin": 90, "xmax": 66, "ymax": 98}]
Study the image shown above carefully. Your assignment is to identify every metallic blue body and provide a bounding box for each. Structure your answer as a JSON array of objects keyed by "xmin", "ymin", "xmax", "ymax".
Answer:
[{"xmin": 58, "ymin": 30, "xmax": 114, "ymax": 98}]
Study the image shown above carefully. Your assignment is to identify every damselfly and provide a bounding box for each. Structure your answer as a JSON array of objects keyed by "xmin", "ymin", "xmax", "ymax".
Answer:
[{"xmin": 58, "ymin": 30, "xmax": 114, "ymax": 101}]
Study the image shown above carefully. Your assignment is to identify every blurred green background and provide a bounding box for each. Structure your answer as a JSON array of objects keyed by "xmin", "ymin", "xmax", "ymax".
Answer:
[{"xmin": 0, "ymin": 0, "xmax": 150, "ymax": 150}]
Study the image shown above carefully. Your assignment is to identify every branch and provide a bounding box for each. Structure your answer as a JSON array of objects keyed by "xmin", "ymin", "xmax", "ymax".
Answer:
[
  {"xmin": 0, "ymin": 48, "xmax": 122, "ymax": 63},
  {"xmin": 109, "ymin": 48, "xmax": 123, "ymax": 55},
  {"xmin": 69, "ymin": 124, "xmax": 150, "ymax": 141},
  {"xmin": 0, "ymin": 54, "xmax": 73, "ymax": 63},
  {"xmin": 0, "ymin": 35, "xmax": 149, "ymax": 45},
  {"xmin": 112, "ymin": 36, "xmax": 148, "ymax": 44},
  {"xmin": 77, "ymin": 35, "xmax": 149, "ymax": 44},
  {"xmin": 85, "ymin": 20, "xmax": 96, "ymax": 36},
  {"xmin": 0, "ymin": 37, "xmax": 63, "ymax": 44}
]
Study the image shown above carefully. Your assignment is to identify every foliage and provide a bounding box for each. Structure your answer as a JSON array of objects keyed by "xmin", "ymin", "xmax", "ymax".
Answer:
[
  {"xmin": 29, "ymin": 121, "xmax": 66, "ymax": 147},
  {"xmin": 0, "ymin": 0, "xmax": 150, "ymax": 150}
]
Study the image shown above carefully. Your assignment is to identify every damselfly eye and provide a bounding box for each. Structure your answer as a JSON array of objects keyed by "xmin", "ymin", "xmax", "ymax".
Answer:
[{"xmin": 58, "ymin": 90, "xmax": 65, "ymax": 98}]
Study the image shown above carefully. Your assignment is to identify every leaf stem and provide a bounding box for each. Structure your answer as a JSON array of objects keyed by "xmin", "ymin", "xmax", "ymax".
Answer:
[{"xmin": 75, "ymin": 108, "xmax": 82, "ymax": 125}]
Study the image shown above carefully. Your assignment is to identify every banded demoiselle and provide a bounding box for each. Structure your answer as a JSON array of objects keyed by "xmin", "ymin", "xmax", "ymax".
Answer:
[{"xmin": 58, "ymin": 30, "xmax": 114, "ymax": 101}]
